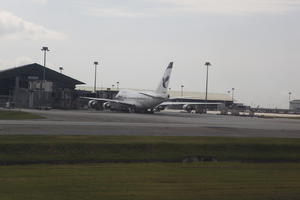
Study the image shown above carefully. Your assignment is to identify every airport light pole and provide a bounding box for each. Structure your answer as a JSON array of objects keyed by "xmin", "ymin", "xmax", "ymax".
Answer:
[
  {"xmin": 93, "ymin": 61, "xmax": 99, "ymax": 95},
  {"xmin": 288, "ymin": 92, "xmax": 292, "ymax": 102},
  {"xmin": 181, "ymin": 85, "xmax": 184, "ymax": 97},
  {"xmin": 288, "ymin": 92, "xmax": 292, "ymax": 109},
  {"xmin": 59, "ymin": 67, "xmax": 64, "ymax": 73},
  {"xmin": 40, "ymin": 46, "xmax": 49, "ymax": 107},
  {"xmin": 41, "ymin": 47, "xmax": 50, "ymax": 82},
  {"xmin": 232, "ymin": 88, "xmax": 235, "ymax": 103},
  {"xmin": 226, "ymin": 90, "xmax": 231, "ymax": 107},
  {"xmin": 204, "ymin": 62, "xmax": 211, "ymax": 112}
]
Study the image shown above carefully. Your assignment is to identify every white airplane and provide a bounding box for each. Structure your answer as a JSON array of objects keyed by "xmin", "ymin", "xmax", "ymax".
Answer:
[{"xmin": 83, "ymin": 62, "xmax": 173, "ymax": 113}]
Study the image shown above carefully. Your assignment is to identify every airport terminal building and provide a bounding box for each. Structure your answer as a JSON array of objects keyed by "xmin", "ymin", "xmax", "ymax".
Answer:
[
  {"xmin": 0, "ymin": 63, "xmax": 84, "ymax": 109},
  {"xmin": 290, "ymin": 100, "xmax": 300, "ymax": 113},
  {"xmin": 168, "ymin": 90, "xmax": 233, "ymax": 106}
]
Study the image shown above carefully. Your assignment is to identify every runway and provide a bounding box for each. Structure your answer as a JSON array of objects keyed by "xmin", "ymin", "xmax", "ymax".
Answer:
[{"xmin": 0, "ymin": 109, "xmax": 300, "ymax": 138}]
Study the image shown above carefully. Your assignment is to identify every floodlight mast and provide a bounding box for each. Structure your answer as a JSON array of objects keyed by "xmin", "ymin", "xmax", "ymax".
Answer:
[
  {"xmin": 204, "ymin": 62, "xmax": 211, "ymax": 112},
  {"xmin": 93, "ymin": 61, "xmax": 99, "ymax": 94},
  {"xmin": 181, "ymin": 85, "xmax": 184, "ymax": 97},
  {"xmin": 39, "ymin": 46, "xmax": 50, "ymax": 108},
  {"xmin": 41, "ymin": 47, "xmax": 49, "ymax": 82},
  {"xmin": 232, "ymin": 88, "xmax": 235, "ymax": 103}
]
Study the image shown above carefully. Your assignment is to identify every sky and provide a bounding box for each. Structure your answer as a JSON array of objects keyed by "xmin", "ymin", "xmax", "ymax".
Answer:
[{"xmin": 0, "ymin": 0, "xmax": 300, "ymax": 108}]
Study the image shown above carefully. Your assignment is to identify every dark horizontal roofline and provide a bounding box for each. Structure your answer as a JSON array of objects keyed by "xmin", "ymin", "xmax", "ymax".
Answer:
[{"xmin": 0, "ymin": 63, "xmax": 85, "ymax": 85}]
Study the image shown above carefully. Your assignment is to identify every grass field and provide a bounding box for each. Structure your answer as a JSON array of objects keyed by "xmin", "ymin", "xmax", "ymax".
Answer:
[
  {"xmin": 1, "ymin": 135, "xmax": 300, "ymax": 164},
  {"xmin": 1, "ymin": 135, "xmax": 300, "ymax": 199},
  {"xmin": 0, "ymin": 110, "xmax": 43, "ymax": 120},
  {"xmin": 0, "ymin": 162, "xmax": 300, "ymax": 200}
]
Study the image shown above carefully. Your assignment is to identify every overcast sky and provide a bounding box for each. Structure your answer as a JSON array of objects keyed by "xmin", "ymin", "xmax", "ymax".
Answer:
[{"xmin": 0, "ymin": 0, "xmax": 300, "ymax": 108}]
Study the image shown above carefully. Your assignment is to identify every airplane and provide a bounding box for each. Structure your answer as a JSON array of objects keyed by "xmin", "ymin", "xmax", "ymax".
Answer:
[{"xmin": 82, "ymin": 62, "xmax": 174, "ymax": 113}]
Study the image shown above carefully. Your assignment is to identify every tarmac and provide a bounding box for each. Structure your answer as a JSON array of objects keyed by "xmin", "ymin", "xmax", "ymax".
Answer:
[{"xmin": 0, "ymin": 109, "xmax": 300, "ymax": 138}]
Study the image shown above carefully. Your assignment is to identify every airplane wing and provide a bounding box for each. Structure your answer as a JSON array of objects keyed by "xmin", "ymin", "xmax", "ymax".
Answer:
[{"xmin": 80, "ymin": 97, "xmax": 136, "ymax": 107}]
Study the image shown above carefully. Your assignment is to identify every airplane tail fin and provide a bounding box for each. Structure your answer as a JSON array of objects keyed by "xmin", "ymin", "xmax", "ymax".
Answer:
[{"xmin": 156, "ymin": 62, "xmax": 173, "ymax": 94}]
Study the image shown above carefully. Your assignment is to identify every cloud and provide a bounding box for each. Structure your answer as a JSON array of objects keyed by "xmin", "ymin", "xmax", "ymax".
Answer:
[
  {"xmin": 29, "ymin": 0, "xmax": 48, "ymax": 4},
  {"xmin": 159, "ymin": 0, "xmax": 300, "ymax": 14},
  {"xmin": 80, "ymin": 1, "xmax": 150, "ymax": 17},
  {"xmin": 0, "ymin": 10, "xmax": 66, "ymax": 40},
  {"xmin": 82, "ymin": 0, "xmax": 300, "ymax": 17},
  {"xmin": 87, "ymin": 7, "xmax": 145, "ymax": 17}
]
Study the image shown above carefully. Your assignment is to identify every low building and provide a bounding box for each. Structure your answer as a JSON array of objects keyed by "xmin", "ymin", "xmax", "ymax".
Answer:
[
  {"xmin": 0, "ymin": 63, "xmax": 84, "ymax": 109},
  {"xmin": 290, "ymin": 100, "xmax": 300, "ymax": 113},
  {"xmin": 167, "ymin": 90, "xmax": 233, "ymax": 109}
]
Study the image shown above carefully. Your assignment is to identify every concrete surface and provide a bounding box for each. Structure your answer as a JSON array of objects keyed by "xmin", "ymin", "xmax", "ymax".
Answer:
[{"xmin": 0, "ymin": 109, "xmax": 300, "ymax": 138}]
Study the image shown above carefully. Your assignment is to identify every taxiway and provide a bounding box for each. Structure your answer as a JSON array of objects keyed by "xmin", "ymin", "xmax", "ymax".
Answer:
[{"xmin": 0, "ymin": 109, "xmax": 299, "ymax": 138}]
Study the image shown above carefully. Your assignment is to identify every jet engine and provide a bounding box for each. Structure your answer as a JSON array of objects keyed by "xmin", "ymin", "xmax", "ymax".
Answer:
[
  {"xmin": 183, "ymin": 104, "xmax": 192, "ymax": 113},
  {"xmin": 102, "ymin": 102, "xmax": 111, "ymax": 109},
  {"xmin": 155, "ymin": 105, "xmax": 166, "ymax": 112},
  {"xmin": 88, "ymin": 100, "xmax": 98, "ymax": 109}
]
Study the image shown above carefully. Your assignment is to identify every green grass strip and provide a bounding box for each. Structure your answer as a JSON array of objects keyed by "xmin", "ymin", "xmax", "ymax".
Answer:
[
  {"xmin": 1, "ymin": 136, "xmax": 300, "ymax": 164},
  {"xmin": 0, "ymin": 163, "xmax": 300, "ymax": 200}
]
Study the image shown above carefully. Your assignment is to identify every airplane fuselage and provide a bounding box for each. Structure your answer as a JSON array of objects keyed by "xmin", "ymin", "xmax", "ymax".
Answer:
[{"xmin": 113, "ymin": 89, "xmax": 168, "ymax": 110}]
